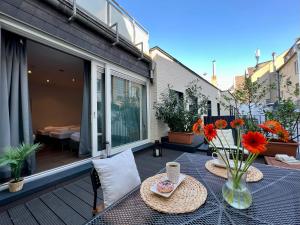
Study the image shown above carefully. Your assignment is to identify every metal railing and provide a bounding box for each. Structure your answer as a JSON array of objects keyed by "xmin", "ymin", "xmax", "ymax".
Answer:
[{"xmin": 73, "ymin": 0, "xmax": 149, "ymax": 54}]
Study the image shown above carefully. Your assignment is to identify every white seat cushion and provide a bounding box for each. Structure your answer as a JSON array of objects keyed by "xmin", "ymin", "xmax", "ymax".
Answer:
[
  {"xmin": 211, "ymin": 129, "xmax": 235, "ymax": 148},
  {"xmin": 210, "ymin": 129, "xmax": 249, "ymax": 155},
  {"xmin": 92, "ymin": 149, "xmax": 141, "ymax": 208}
]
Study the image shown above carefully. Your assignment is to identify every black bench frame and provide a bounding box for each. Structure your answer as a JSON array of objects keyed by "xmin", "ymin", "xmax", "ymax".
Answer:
[{"xmin": 90, "ymin": 168, "xmax": 101, "ymax": 214}]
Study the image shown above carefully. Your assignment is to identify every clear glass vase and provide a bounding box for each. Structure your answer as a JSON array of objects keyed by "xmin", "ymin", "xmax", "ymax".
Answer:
[{"xmin": 222, "ymin": 169, "xmax": 252, "ymax": 209}]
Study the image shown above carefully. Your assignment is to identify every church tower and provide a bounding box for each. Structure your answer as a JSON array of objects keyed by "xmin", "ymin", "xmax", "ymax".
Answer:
[{"xmin": 211, "ymin": 60, "xmax": 218, "ymax": 87}]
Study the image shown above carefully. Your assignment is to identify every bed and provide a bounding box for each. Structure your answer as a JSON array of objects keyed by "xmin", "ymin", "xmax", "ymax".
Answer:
[
  {"xmin": 70, "ymin": 132, "xmax": 80, "ymax": 142},
  {"xmin": 36, "ymin": 125, "xmax": 80, "ymax": 151}
]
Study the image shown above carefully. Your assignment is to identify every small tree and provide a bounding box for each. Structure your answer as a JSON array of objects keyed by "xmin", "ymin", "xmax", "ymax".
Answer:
[
  {"xmin": 265, "ymin": 99, "xmax": 299, "ymax": 138},
  {"xmin": 221, "ymin": 76, "xmax": 274, "ymax": 131},
  {"xmin": 154, "ymin": 79, "xmax": 208, "ymax": 132}
]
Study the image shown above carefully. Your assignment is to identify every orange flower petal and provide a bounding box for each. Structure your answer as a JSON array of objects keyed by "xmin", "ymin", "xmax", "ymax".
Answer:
[{"xmin": 242, "ymin": 131, "xmax": 267, "ymax": 154}]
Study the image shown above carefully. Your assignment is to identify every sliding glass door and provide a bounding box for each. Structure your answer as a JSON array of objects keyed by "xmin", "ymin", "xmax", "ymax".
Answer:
[
  {"xmin": 96, "ymin": 67, "xmax": 106, "ymax": 151},
  {"xmin": 91, "ymin": 62, "xmax": 108, "ymax": 157},
  {"xmin": 111, "ymin": 75, "xmax": 147, "ymax": 148},
  {"xmin": 92, "ymin": 62, "xmax": 148, "ymax": 156}
]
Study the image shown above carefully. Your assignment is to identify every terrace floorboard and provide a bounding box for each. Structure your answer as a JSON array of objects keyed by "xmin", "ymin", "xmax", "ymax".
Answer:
[{"xmin": 0, "ymin": 148, "xmax": 183, "ymax": 225}]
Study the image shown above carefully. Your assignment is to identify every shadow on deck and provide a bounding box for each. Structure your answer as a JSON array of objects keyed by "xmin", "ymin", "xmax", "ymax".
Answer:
[{"xmin": 0, "ymin": 148, "xmax": 184, "ymax": 225}]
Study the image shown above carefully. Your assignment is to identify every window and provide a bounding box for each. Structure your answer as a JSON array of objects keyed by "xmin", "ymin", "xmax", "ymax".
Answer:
[
  {"xmin": 207, "ymin": 100, "xmax": 212, "ymax": 116},
  {"xmin": 111, "ymin": 76, "xmax": 147, "ymax": 147},
  {"xmin": 295, "ymin": 61, "xmax": 299, "ymax": 74},
  {"xmin": 189, "ymin": 96, "xmax": 198, "ymax": 113},
  {"xmin": 217, "ymin": 103, "xmax": 220, "ymax": 116},
  {"xmin": 295, "ymin": 83, "xmax": 299, "ymax": 96},
  {"xmin": 229, "ymin": 105, "xmax": 233, "ymax": 116},
  {"xmin": 171, "ymin": 90, "xmax": 184, "ymax": 102}
]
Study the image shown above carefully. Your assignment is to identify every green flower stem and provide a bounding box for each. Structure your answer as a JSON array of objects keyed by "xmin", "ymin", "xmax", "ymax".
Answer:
[
  {"xmin": 215, "ymin": 135, "xmax": 232, "ymax": 170},
  {"xmin": 220, "ymin": 129, "xmax": 236, "ymax": 167},
  {"xmin": 205, "ymin": 135, "xmax": 233, "ymax": 177}
]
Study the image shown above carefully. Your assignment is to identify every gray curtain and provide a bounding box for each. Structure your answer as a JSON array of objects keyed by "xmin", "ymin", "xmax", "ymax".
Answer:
[
  {"xmin": 79, "ymin": 61, "xmax": 91, "ymax": 156},
  {"xmin": 0, "ymin": 31, "xmax": 34, "ymax": 179}
]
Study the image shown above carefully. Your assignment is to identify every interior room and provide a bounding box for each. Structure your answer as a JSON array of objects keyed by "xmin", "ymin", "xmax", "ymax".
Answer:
[{"xmin": 27, "ymin": 40, "xmax": 86, "ymax": 173}]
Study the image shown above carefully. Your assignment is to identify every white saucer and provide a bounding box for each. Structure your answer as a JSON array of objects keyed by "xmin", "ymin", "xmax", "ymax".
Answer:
[
  {"xmin": 212, "ymin": 159, "xmax": 245, "ymax": 169},
  {"xmin": 150, "ymin": 174, "xmax": 186, "ymax": 198}
]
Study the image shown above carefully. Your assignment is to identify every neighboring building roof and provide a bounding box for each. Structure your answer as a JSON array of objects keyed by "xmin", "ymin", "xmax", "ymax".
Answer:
[
  {"xmin": 234, "ymin": 75, "xmax": 245, "ymax": 90},
  {"xmin": 250, "ymin": 50, "xmax": 288, "ymax": 82},
  {"xmin": 149, "ymin": 46, "xmax": 224, "ymax": 92}
]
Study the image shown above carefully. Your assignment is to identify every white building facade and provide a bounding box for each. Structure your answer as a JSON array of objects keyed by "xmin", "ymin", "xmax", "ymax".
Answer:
[{"xmin": 149, "ymin": 47, "xmax": 231, "ymax": 141}]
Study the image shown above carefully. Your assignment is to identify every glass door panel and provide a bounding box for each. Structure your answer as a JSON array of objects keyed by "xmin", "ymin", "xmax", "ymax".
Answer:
[
  {"xmin": 111, "ymin": 76, "xmax": 147, "ymax": 147},
  {"xmin": 97, "ymin": 67, "xmax": 106, "ymax": 151}
]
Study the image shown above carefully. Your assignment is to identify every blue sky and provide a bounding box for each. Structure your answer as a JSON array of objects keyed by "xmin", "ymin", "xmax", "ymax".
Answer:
[{"xmin": 79, "ymin": 0, "xmax": 300, "ymax": 90}]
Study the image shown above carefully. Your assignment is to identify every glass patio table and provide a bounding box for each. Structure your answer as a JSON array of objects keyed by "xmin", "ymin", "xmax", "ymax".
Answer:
[{"xmin": 86, "ymin": 153, "xmax": 300, "ymax": 225}]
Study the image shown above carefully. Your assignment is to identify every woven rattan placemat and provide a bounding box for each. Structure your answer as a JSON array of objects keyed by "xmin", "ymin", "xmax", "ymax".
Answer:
[
  {"xmin": 140, "ymin": 173, "xmax": 207, "ymax": 214},
  {"xmin": 205, "ymin": 160, "xmax": 263, "ymax": 182}
]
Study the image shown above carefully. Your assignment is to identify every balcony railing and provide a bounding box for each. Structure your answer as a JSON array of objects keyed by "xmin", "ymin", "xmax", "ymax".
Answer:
[{"xmin": 75, "ymin": 0, "xmax": 149, "ymax": 54}]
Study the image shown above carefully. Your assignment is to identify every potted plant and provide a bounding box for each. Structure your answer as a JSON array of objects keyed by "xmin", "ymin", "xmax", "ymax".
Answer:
[
  {"xmin": 262, "ymin": 100, "xmax": 299, "ymax": 157},
  {"xmin": 193, "ymin": 118, "xmax": 276, "ymax": 209},
  {"xmin": 0, "ymin": 143, "xmax": 41, "ymax": 192},
  {"xmin": 154, "ymin": 80, "xmax": 208, "ymax": 144}
]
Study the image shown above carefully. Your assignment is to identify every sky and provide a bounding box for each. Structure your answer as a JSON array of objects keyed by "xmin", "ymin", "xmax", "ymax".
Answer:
[{"xmin": 80, "ymin": 0, "xmax": 300, "ymax": 90}]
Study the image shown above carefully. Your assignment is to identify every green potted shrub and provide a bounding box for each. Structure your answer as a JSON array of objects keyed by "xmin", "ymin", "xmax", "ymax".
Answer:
[
  {"xmin": 0, "ymin": 143, "xmax": 41, "ymax": 192},
  {"xmin": 263, "ymin": 99, "xmax": 299, "ymax": 157},
  {"xmin": 154, "ymin": 80, "xmax": 208, "ymax": 144}
]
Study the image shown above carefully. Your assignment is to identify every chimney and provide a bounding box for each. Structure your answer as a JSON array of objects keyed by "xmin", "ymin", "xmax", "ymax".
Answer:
[
  {"xmin": 211, "ymin": 60, "xmax": 218, "ymax": 87},
  {"xmin": 212, "ymin": 60, "xmax": 216, "ymax": 76},
  {"xmin": 255, "ymin": 49, "xmax": 260, "ymax": 68}
]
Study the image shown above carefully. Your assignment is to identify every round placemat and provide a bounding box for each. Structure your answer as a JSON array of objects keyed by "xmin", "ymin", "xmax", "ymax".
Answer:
[
  {"xmin": 205, "ymin": 160, "xmax": 263, "ymax": 182},
  {"xmin": 140, "ymin": 173, "xmax": 207, "ymax": 214}
]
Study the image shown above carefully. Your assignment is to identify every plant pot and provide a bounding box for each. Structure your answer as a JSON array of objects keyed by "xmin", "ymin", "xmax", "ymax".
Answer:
[
  {"xmin": 9, "ymin": 179, "xmax": 24, "ymax": 193},
  {"xmin": 168, "ymin": 132, "xmax": 194, "ymax": 145},
  {"xmin": 263, "ymin": 140, "xmax": 298, "ymax": 157}
]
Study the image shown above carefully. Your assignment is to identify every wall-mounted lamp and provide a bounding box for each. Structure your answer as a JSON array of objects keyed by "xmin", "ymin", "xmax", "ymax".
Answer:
[
  {"xmin": 72, "ymin": 78, "xmax": 76, "ymax": 82},
  {"xmin": 28, "ymin": 70, "xmax": 32, "ymax": 74},
  {"xmin": 46, "ymin": 79, "xmax": 50, "ymax": 83}
]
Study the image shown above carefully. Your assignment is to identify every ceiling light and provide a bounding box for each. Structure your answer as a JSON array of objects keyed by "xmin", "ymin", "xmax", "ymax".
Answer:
[{"xmin": 28, "ymin": 70, "xmax": 32, "ymax": 74}]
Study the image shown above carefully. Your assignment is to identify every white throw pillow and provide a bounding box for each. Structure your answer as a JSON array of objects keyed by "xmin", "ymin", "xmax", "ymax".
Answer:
[{"xmin": 92, "ymin": 149, "xmax": 141, "ymax": 208}]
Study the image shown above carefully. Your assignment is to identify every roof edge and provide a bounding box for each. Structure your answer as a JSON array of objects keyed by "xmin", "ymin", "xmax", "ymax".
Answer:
[{"xmin": 150, "ymin": 46, "xmax": 224, "ymax": 92}]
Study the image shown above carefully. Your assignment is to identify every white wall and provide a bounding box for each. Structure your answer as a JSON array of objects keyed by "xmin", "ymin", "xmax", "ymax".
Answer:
[
  {"xmin": 29, "ymin": 81, "xmax": 83, "ymax": 131},
  {"xmin": 149, "ymin": 48, "xmax": 230, "ymax": 141}
]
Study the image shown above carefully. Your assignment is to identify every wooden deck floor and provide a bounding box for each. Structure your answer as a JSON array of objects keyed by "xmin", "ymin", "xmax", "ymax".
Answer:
[{"xmin": 0, "ymin": 148, "xmax": 183, "ymax": 225}]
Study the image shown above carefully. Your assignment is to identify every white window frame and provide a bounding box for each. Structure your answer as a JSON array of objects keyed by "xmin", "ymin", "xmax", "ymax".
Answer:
[{"xmin": 109, "ymin": 67, "xmax": 150, "ymax": 155}]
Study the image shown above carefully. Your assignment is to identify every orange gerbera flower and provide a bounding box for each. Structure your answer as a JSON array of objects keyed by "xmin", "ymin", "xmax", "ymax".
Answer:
[
  {"xmin": 215, "ymin": 119, "xmax": 227, "ymax": 129},
  {"xmin": 204, "ymin": 124, "xmax": 217, "ymax": 141},
  {"xmin": 277, "ymin": 128, "xmax": 289, "ymax": 142},
  {"xmin": 242, "ymin": 131, "xmax": 267, "ymax": 154},
  {"xmin": 192, "ymin": 119, "xmax": 203, "ymax": 135},
  {"xmin": 259, "ymin": 120, "xmax": 281, "ymax": 134},
  {"xmin": 230, "ymin": 118, "xmax": 245, "ymax": 128},
  {"xmin": 258, "ymin": 124, "xmax": 273, "ymax": 133}
]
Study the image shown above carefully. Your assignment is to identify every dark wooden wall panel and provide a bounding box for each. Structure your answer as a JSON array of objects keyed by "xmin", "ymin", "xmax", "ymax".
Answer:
[{"xmin": 0, "ymin": 0, "xmax": 151, "ymax": 77}]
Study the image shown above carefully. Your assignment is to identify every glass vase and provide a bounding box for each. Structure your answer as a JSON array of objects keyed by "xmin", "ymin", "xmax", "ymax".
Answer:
[{"xmin": 222, "ymin": 169, "xmax": 252, "ymax": 209}]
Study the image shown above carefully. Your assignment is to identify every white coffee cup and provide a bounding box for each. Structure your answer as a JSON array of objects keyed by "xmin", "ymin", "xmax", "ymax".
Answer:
[
  {"xmin": 212, "ymin": 151, "xmax": 229, "ymax": 166},
  {"xmin": 166, "ymin": 162, "xmax": 180, "ymax": 184}
]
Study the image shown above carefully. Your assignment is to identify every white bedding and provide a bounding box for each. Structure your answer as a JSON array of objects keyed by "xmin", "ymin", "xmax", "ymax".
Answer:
[
  {"xmin": 37, "ymin": 125, "xmax": 80, "ymax": 136},
  {"xmin": 70, "ymin": 132, "xmax": 80, "ymax": 142},
  {"xmin": 49, "ymin": 130, "xmax": 75, "ymax": 139}
]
